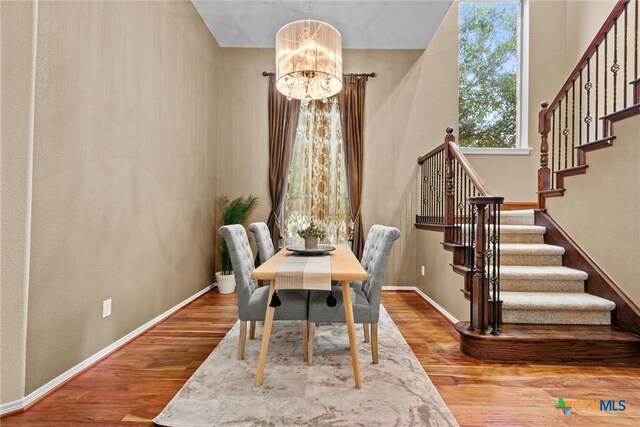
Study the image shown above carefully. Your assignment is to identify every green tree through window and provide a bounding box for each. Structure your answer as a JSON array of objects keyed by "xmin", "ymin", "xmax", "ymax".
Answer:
[{"xmin": 459, "ymin": 1, "xmax": 520, "ymax": 148}]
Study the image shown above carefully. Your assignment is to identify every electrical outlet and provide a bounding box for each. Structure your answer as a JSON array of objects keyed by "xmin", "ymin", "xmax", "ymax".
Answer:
[
  {"xmin": 102, "ymin": 299, "xmax": 112, "ymax": 318},
  {"xmin": 421, "ymin": 265, "xmax": 425, "ymax": 276}
]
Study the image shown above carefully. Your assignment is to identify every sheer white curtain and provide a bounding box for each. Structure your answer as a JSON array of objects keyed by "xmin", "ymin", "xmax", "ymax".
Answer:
[{"xmin": 284, "ymin": 98, "xmax": 351, "ymax": 244}]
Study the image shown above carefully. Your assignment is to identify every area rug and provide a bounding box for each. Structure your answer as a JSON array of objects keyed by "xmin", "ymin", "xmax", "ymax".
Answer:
[{"xmin": 154, "ymin": 306, "xmax": 458, "ymax": 426}]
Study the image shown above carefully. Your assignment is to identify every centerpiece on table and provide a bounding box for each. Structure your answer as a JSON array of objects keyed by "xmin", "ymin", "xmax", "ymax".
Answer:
[{"xmin": 297, "ymin": 222, "xmax": 326, "ymax": 250}]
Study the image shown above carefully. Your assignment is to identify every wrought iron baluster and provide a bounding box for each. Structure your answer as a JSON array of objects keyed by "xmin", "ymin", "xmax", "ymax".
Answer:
[
  {"xmin": 605, "ymin": 31, "xmax": 608, "ymax": 115},
  {"xmin": 579, "ymin": 69, "xmax": 583, "ymax": 146},
  {"xmin": 571, "ymin": 81, "xmax": 576, "ymax": 166},
  {"xmin": 633, "ymin": 0, "xmax": 640, "ymax": 79},
  {"xmin": 586, "ymin": 58, "xmax": 592, "ymax": 142},
  {"xmin": 490, "ymin": 203, "xmax": 499, "ymax": 335},
  {"xmin": 437, "ymin": 152, "xmax": 441, "ymax": 223},
  {"xmin": 613, "ymin": 19, "xmax": 619, "ymax": 112},
  {"xmin": 596, "ymin": 46, "xmax": 600, "ymax": 139},
  {"xmin": 624, "ymin": 6, "xmax": 628, "ymax": 108},
  {"xmin": 420, "ymin": 163, "xmax": 424, "ymax": 220},
  {"xmin": 564, "ymin": 91, "xmax": 569, "ymax": 169},
  {"xmin": 557, "ymin": 100, "xmax": 562, "ymax": 173},
  {"xmin": 467, "ymin": 203, "xmax": 476, "ymax": 331},
  {"xmin": 551, "ymin": 109, "xmax": 555, "ymax": 188}
]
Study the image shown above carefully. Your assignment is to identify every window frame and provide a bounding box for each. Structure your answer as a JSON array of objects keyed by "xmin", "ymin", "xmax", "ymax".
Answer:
[{"xmin": 458, "ymin": 0, "xmax": 530, "ymax": 156}]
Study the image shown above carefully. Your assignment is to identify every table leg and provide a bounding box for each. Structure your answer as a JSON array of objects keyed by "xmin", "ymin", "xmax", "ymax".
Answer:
[
  {"xmin": 255, "ymin": 281, "xmax": 276, "ymax": 387},
  {"xmin": 342, "ymin": 281, "xmax": 362, "ymax": 389}
]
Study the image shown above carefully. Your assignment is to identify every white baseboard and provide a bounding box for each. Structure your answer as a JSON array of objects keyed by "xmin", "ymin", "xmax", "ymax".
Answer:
[
  {"xmin": 382, "ymin": 285, "xmax": 459, "ymax": 324},
  {"xmin": 0, "ymin": 283, "xmax": 216, "ymax": 416}
]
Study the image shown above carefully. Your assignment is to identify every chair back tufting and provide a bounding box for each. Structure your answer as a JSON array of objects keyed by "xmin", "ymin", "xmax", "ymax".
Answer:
[
  {"xmin": 248, "ymin": 222, "xmax": 275, "ymax": 265},
  {"xmin": 218, "ymin": 225, "xmax": 257, "ymax": 319},
  {"xmin": 360, "ymin": 225, "xmax": 401, "ymax": 321}
]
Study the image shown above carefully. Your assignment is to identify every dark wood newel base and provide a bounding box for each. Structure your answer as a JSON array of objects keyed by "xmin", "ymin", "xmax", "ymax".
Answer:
[{"xmin": 456, "ymin": 322, "xmax": 640, "ymax": 365}]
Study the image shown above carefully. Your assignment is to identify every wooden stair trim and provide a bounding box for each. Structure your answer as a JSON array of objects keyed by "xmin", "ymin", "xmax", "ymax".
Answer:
[
  {"xmin": 555, "ymin": 165, "xmax": 588, "ymax": 189},
  {"xmin": 535, "ymin": 210, "xmax": 640, "ymax": 336},
  {"xmin": 414, "ymin": 223, "xmax": 451, "ymax": 232},
  {"xmin": 600, "ymin": 103, "xmax": 640, "ymax": 123},
  {"xmin": 502, "ymin": 201, "xmax": 539, "ymax": 211},
  {"xmin": 576, "ymin": 135, "xmax": 616, "ymax": 152},
  {"xmin": 456, "ymin": 321, "xmax": 640, "ymax": 365}
]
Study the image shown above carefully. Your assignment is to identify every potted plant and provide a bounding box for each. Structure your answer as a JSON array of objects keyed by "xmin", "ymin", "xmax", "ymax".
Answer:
[
  {"xmin": 215, "ymin": 195, "xmax": 259, "ymax": 294},
  {"xmin": 297, "ymin": 222, "xmax": 326, "ymax": 250}
]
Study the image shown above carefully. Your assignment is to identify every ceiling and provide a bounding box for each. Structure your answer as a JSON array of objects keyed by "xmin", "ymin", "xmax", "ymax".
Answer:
[{"xmin": 192, "ymin": 1, "xmax": 453, "ymax": 49}]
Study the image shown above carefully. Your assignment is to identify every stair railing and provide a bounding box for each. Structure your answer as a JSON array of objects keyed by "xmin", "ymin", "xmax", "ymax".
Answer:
[
  {"xmin": 538, "ymin": 0, "xmax": 639, "ymax": 205},
  {"xmin": 417, "ymin": 127, "xmax": 504, "ymax": 334}
]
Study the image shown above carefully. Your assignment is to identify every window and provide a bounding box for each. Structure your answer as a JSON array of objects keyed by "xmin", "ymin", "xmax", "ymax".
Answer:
[
  {"xmin": 284, "ymin": 98, "xmax": 351, "ymax": 244},
  {"xmin": 459, "ymin": 1, "xmax": 522, "ymax": 148}
]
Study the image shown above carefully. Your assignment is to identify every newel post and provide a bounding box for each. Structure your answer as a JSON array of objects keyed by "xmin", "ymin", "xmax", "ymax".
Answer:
[
  {"xmin": 537, "ymin": 102, "xmax": 551, "ymax": 207},
  {"xmin": 444, "ymin": 127, "xmax": 455, "ymax": 243},
  {"xmin": 470, "ymin": 201, "xmax": 489, "ymax": 333}
]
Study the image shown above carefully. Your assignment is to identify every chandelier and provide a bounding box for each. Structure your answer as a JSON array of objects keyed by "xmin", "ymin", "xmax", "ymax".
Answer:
[{"xmin": 275, "ymin": 18, "xmax": 343, "ymax": 103}]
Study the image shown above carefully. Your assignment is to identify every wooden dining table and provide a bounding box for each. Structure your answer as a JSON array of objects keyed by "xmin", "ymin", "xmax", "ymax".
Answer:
[{"xmin": 250, "ymin": 244, "xmax": 368, "ymax": 388}]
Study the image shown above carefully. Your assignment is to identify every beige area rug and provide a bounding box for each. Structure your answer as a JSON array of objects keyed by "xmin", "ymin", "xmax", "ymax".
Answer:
[{"xmin": 154, "ymin": 306, "xmax": 458, "ymax": 427}]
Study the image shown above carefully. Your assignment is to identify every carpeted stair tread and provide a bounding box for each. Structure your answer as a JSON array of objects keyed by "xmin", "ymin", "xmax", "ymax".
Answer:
[
  {"xmin": 500, "ymin": 209, "xmax": 535, "ymax": 225},
  {"xmin": 500, "ymin": 266, "xmax": 588, "ymax": 281},
  {"xmin": 501, "ymin": 291, "xmax": 616, "ymax": 311},
  {"xmin": 500, "ymin": 243, "xmax": 565, "ymax": 255}
]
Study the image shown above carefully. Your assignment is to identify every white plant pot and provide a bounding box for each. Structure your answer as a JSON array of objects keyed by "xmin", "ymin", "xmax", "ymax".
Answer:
[{"xmin": 215, "ymin": 272, "xmax": 236, "ymax": 294}]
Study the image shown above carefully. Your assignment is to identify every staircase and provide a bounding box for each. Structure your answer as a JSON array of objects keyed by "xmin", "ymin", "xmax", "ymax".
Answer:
[
  {"xmin": 499, "ymin": 210, "xmax": 615, "ymax": 326},
  {"xmin": 416, "ymin": 0, "xmax": 640, "ymax": 365}
]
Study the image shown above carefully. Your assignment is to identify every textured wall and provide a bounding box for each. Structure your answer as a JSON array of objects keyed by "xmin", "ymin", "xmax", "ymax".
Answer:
[
  {"xmin": 1, "ymin": 0, "xmax": 37, "ymax": 404},
  {"xmin": 546, "ymin": 118, "xmax": 640, "ymax": 305},
  {"xmin": 15, "ymin": 0, "xmax": 221, "ymax": 395}
]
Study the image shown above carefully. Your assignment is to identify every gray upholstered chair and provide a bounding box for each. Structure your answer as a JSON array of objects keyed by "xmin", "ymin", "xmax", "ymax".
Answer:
[
  {"xmin": 248, "ymin": 222, "xmax": 275, "ymax": 266},
  {"xmin": 247, "ymin": 222, "xmax": 276, "ymax": 339},
  {"xmin": 307, "ymin": 225, "xmax": 400, "ymax": 365},
  {"xmin": 218, "ymin": 224, "xmax": 309, "ymax": 360}
]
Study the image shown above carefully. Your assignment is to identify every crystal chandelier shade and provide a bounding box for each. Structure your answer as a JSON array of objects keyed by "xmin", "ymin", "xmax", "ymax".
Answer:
[{"xmin": 275, "ymin": 19, "xmax": 343, "ymax": 102}]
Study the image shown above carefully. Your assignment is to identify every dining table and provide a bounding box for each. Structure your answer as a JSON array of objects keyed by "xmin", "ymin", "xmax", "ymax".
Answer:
[{"xmin": 250, "ymin": 243, "xmax": 368, "ymax": 389}]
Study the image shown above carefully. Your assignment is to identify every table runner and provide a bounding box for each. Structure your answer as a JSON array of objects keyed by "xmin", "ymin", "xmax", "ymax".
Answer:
[{"xmin": 275, "ymin": 255, "xmax": 332, "ymax": 291}]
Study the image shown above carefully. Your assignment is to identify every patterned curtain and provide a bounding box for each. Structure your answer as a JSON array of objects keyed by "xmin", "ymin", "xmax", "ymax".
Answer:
[{"xmin": 284, "ymin": 98, "xmax": 351, "ymax": 244}]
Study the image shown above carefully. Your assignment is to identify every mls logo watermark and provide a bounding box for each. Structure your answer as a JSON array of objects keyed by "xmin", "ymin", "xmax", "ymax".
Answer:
[{"xmin": 554, "ymin": 397, "xmax": 627, "ymax": 415}]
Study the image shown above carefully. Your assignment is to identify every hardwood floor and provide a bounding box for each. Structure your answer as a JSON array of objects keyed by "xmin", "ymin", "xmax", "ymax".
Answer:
[{"xmin": 3, "ymin": 289, "xmax": 639, "ymax": 426}]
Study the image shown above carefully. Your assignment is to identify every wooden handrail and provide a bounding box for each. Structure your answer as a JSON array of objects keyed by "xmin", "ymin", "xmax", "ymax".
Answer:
[
  {"xmin": 447, "ymin": 141, "xmax": 490, "ymax": 196},
  {"xmin": 417, "ymin": 143, "xmax": 445, "ymax": 164},
  {"xmin": 416, "ymin": 128, "xmax": 491, "ymax": 195},
  {"xmin": 546, "ymin": 0, "xmax": 630, "ymax": 116}
]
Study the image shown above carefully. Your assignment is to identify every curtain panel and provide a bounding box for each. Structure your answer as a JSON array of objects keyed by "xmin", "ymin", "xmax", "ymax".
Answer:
[
  {"xmin": 267, "ymin": 76, "xmax": 301, "ymax": 248},
  {"xmin": 338, "ymin": 75, "xmax": 368, "ymax": 259},
  {"xmin": 285, "ymin": 98, "xmax": 351, "ymax": 244}
]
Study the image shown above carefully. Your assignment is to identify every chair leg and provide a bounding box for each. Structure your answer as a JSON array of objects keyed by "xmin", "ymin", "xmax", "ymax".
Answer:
[
  {"xmin": 238, "ymin": 321, "xmax": 247, "ymax": 360},
  {"xmin": 302, "ymin": 320, "xmax": 308, "ymax": 362},
  {"xmin": 249, "ymin": 321, "xmax": 256, "ymax": 340},
  {"xmin": 363, "ymin": 323, "xmax": 370, "ymax": 343},
  {"xmin": 307, "ymin": 322, "xmax": 316, "ymax": 366},
  {"xmin": 371, "ymin": 323, "xmax": 379, "ymax": 364}
]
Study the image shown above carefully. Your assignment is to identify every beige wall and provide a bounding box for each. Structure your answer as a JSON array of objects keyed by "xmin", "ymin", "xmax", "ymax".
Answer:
[
  {"xmin": 546, "ymin": 118, "xmax": 640, "ymax": 304},
  {"xmin": 1, "ymin": 0, "xmax": 37, "ymax": 404},
  {"xmin": 2, "ymin": 0, "xmax": 222, "ymax": 400}
]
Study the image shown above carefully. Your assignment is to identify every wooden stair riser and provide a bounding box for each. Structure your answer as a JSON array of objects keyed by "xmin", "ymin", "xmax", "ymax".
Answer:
[
  {"xmin": 456, "ymin": 322, "xmax": 640, "ymax": 365},
  {"xmin": 500, "ymin": 233, "xmax": 545, "ymax": 244},
  {"xmin": 502, "ymin": 309, "xmax": 611, "ymax": 325},
  {"xmin": 500, "ymin": 254, "xmax": 563, "ymax": 266},
  {"xmin": 501, "ymin": 279, "xmax": 584, "ymax": 293}
]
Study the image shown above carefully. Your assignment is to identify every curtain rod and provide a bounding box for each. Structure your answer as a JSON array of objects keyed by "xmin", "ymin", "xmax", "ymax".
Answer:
[{"xmin": 262, "ymin": 71, "xmax": 376, "ymax": 78}]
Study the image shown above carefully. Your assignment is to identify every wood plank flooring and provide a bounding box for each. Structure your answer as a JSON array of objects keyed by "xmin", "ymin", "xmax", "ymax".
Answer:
[{"xmin": 3, "ymin": 290, "xmax": 639, "ymax": 426}]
